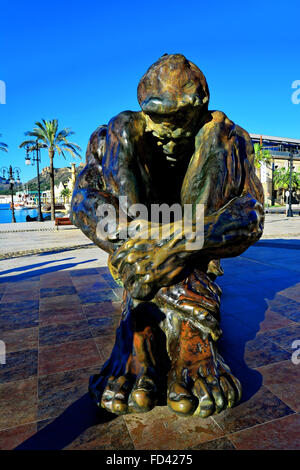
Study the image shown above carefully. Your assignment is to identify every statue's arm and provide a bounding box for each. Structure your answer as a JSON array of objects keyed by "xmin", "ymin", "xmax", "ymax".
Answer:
[
  {"xmin": 110, "ymin": 119, "xmax": 264, "ymax": 299},
  {"xmin": 71, "ymin": 113, "xmax": 145, "ymax": 254}
]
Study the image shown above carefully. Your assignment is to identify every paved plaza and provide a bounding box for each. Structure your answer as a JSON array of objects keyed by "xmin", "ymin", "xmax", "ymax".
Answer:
[{"xmin": 0, "ymin": 216, "xmax": 299, "ymax": 450}]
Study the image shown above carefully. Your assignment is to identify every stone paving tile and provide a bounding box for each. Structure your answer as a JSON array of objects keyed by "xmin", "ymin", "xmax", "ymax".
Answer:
[
  {"xmin": 82, "ymin": 301, "xmax": 122, "ymax": 320},
  {"xmin": 220, "ymin": 313, "xmax": 292, "ymax": 369},
  {"xmin": 40, "ymin": 271, "xmax": 72, "ymax": 280},
  {"xmin": 242, "ymin": 335, "xmax": 290, "ymax": 368},
  {"xmin": 267, "ymin": 295, "xmax": 300, "ymax": 323},
  {"xmin": 38, "ymin": 338, "xmax": 102, "ymax": 376},
  {"xmin": 4, "ymin": 280, "xmax": 40, "ymax": 293},
  {"xmin": 212, "ymin": 386, "xmax": 294, "ymax": 434},
  {"xmin": 88, "ymin": 317, "xmax": 119, "ymax": 338},
  {"xmin": 0, "ymin": 301, "xmax": 39, "ymax": 331},
  {"xmin": 94, "ymin": 335, "xmax": 116, "ymax": 362},
  {"xmin": 229, "ymin": 414, "xmax": 300, "ymax": 449},
  {"xmin": 40, "ymin": 286, "xmax": 77, "ymax": 298},
  {"xmin": 73, "ymin": 282, "xmax": 109, "ymax": 293},
  {"xmin": 38, "ymin": 366, "xmax": 100, "ymax": 421},
  {"xmin": 256, "ymin": 360, "xmax": 300, "ymax": 412},
  {"xmin": 70, "ymin": 268, "xmax": 101, "ymax": 277},
  {"xmin": 1, "ymin": 290, "xmax": 40, "ymax": 302},
  {"xmin": 39, "ymin": 304, "xmax": 85, "ymax": 326},
  {"xmin": 65, "ymin": 416, "xmax": 134, "ymax": 450},
  {"xmin": 124, "ymin": 406, "xmax": 224, "ymax": 450},
  {"xmin": 39, "ymin": 294, "xmax": 81, "ymax": 311},
  {"xmin": 190, "ymin": 436, "xmax": 236, "ymax": 450},
  {"xmin": 71, "ymin": 276, "xmax": 106, "ymax": 288},
  {"xmin": 0, "ymin": 349, "xmax": 38, "ymax": 383},
  {"xmin": 78, "ymin": 290, "xmax": 119, "ymax": 304},
  {"xmin": 0, "ymin": 242, "xmax": 299, "ymax": 449},
  {"xmin": 259, "ymin": 324, "xmax": 300, "ymax": 352},
  {"xmin": 0, "ymin": 327, "xmax": 38, "ymax": 353},
  {"xmin": 278, "ymin": 282, "xmax": 300, "ymax": 303},
  {"xmin": 0, "ymin": 283, "xmax": 7, "ymax": 294},
  {"xmin": 258, "ymin": 309, "xmax": 297, "ymax": 332},
  {"xmin": 39, "ymin": 320, "xmax": 92, "ymax": 348},
  {"xmin": 0, "ymin": 422, "xmax": 37, "ymax": 450},
  {"xmin": 36, "ymin": 417, "xmax": 55, "ymax": 432},
  {"xmin": 0, "ymin": 377, "xmax": 37, "ymax": 430},
  {"xmin": 40, "ymin": 277, "xmax": 74, "ymax": 288}
]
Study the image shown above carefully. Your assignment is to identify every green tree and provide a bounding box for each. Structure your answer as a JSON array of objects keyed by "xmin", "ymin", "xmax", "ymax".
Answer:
[
  {"xmin": 20, "ymin": 119, "xmax": 81, "ymax": 220},
  {"xmin": 0, "ymin": 134, "xmax": 8, "ymax": 153},
  {"xmin": 60, "ymin": 187, "xmax": 71, "ymax": 203},
  {"xmin": 273, "ymin": 167, "xmax": 300, "ymax": 191},
  {"xmin": 253, "ymin": 143, "xmax": 272, "ymax": 169}
]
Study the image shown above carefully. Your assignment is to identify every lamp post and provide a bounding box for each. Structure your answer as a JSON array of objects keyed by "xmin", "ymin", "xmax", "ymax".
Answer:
[
  {"xmin": 287, "ymin": 151, "xmax": 294, "ymax": 217},
  {"xmin": 271, "ymin": 160, "xmax": 278, "ymax": 207},
  {"xmin": 1, "ymin": 166, "xmax": 21, "ymax": 223},
  {"xmin": 24, "ymin": 139, "xmax": 43, "ymax": 221}
]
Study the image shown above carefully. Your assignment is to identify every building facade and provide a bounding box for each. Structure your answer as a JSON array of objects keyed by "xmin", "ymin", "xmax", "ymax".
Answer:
[{"xmin": 250, "ymin": 134, "xmax": 300, "ymax": 205}]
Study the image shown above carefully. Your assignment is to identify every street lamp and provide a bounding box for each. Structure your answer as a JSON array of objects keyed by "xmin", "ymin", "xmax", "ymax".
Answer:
[
  {"xmin": 1, "ymin": 166, "xmax": 21, "ymax": 223},
  {"xmin": 24, "ymin": 139, "xmax": 43, "ymax": 221},
  {"xmin": 271, "ymin": 160, "xmax": 278, "ymax": 207},
  {"xmin": 287, "ymin": 150, "xmax": 295, "ymax": 217}
]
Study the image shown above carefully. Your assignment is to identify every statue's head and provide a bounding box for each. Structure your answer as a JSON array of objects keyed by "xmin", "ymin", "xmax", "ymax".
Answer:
[{"xmin": 137, "ymin": 54, "xmax": 209, "ymax": 134}]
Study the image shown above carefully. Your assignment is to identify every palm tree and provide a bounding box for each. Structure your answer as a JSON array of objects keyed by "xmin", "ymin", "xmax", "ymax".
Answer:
[
  {"xmin": 20, "ymin": 119, "xmax": 81, "ymax": 220},
  {"xmin": 0, "ymin": 134, "xmax": 8, "ymax": 153},
  {"xmin": 253, "ymin": 143, "xmax": 272, "ymax": 169},
  {"xmin": 60, "ymin": 186, "xmax": 71, "ymax": 204},
  {"xmin": 273, "ymin": 167, "xmax": 300, "ymax": 190},
  {"xmin": 273, "ymin": 167, "xmax": 300, "ymax": 204}
]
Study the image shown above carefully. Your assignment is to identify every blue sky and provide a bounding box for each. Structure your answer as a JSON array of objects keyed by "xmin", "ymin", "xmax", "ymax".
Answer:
[{"xmin": 0, "ymin": 0, "xmax": 299, "ymax": 182}]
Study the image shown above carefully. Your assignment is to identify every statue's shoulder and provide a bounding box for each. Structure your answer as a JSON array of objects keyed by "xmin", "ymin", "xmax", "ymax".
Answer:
[
  {"xmin": 108, "ymin": 111, "xmax": 145, "ymax": 136},
  {"xmin": 203, "ymin": 110, "xmax": 234, "ymax": 133},
  {"xmin": 204, "ymin": 110, "xmax": 252, "ymax": 144}
]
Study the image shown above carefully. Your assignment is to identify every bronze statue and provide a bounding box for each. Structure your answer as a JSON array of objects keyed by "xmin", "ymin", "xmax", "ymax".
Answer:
[{"xmin": 71, "ymin": 54, "xmax": 264, "ymax": 417}]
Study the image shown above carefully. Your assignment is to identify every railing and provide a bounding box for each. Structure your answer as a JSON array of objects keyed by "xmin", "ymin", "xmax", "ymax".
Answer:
[{"xmin": 270, "ymin": 150, "xmax": 300, "ymax": 159}]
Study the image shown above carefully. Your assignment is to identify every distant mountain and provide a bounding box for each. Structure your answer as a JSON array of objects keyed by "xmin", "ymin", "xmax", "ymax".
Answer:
[
  {"xmin": 0, "ymin": 176, "xmax": 13, "ymax": 194},
  {"xmin": 0, "ymin": 163, "xmax": 85, "ymax": 194}
]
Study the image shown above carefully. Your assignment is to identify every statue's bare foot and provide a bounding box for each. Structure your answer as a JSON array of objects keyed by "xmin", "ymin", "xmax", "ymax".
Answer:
[
  {"xmin": 167, "ymin": 321, "xmax": 242, "ymax": 417},
  {"xmin": 97, "ymin": 314, "xmax": 168, "ymax": 415},
  {"xmin": 101, "ymin": 370, "xmax": 157, "ymax": 414}
]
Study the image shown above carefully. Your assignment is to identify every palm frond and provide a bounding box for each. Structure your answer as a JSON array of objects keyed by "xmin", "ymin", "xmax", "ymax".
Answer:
[
  {"xmin": 0, "ymin": 134, "xmax": 8, "ymax": 152},
  {"xmin": 22, "ymin": 119, "xmax": 81, "ymax": 160}
]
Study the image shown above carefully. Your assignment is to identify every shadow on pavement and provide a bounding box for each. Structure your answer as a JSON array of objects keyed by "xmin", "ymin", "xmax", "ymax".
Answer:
[
  {"xmin": 0, "ymin": 259, "xmax": 98, "ymax": 283},
  {"xmin": 0, "ymin": 258, "xmax": 75, "ymax": 276},
  {"xmin": 15, "ymin": 394, "xmax": 115, "ymax": 450},
  {"xmin": 219, "ymin": 239, "xmax": 300, "ymax": 403},
  {"xmin": 10, "ymin": 239, "xmax": 300, "ymax": 449}
]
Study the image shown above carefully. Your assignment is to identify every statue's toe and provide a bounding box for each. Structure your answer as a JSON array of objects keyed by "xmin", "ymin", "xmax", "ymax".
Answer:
[
  {"xmin": 129, "ymin": 374, "xmax": 157, "ymax": 412},
  {"xmin": 167, "ymin": 381, "xmax": 197, "ymax": 416},
  {"xmin": 101, "ymin": 375, "xmax": 132, "ymax": 415}
]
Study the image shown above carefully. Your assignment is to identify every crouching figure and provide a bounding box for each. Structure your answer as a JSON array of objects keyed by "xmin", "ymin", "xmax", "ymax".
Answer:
[{"xmin": 71, "ymin": 54, "xmax": 264, "ymax": 417}]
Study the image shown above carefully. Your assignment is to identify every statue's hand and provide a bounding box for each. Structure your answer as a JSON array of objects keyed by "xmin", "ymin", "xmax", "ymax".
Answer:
[{"xmin": 110, "ymin": 233, "xmax": 187, "ymax": 300}]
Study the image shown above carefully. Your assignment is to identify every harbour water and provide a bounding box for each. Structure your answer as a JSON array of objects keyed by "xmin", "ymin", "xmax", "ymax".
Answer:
[{"xmin": 0, "ymin": 203, "xmax": 39, "ymax": 223}]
